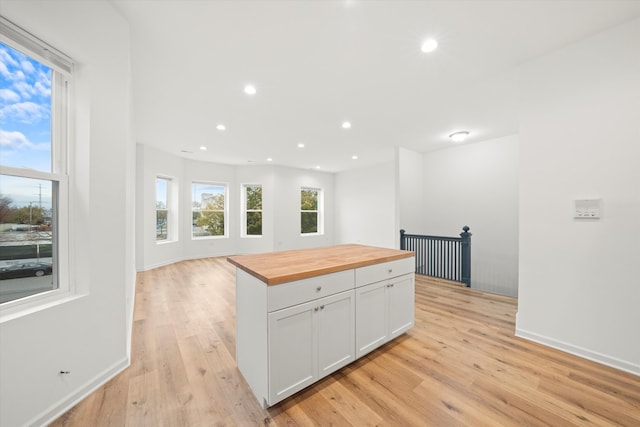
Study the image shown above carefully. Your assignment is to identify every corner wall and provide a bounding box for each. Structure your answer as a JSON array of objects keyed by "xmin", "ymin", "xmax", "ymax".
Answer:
[
  {"xmin": 420, "ymin": 135, "xmax": 520, "ymax": 296},
  {"xmin": 0, "ymin": 2, "xmax": 135, "ymax": 426},
  {"xmin": 517, "ymin": 18, "xmax": 640, "ymax": 375}
]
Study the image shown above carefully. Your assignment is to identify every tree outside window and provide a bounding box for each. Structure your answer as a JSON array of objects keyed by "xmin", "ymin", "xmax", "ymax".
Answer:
[
  {"xmin": 244, "ymin": 185, "xmax": 262, "ymax": 236},
  {"xmin": 301, "ymin": 188, "xmax": 321, "ymax": 234},
  {"xmin": 192, "ymin": 182, "xmax": 226, "ymax": 238}
]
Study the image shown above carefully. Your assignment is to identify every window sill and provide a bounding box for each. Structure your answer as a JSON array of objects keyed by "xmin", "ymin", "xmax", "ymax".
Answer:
[{"xmin": 0, "ymin": 291, "xmax": 86, "ymax": 324}]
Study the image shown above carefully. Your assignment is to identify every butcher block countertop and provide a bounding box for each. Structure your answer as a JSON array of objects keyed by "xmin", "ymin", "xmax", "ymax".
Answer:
[{"xmin": 227, "ymin": 244, "xmax": 413, "ymax": 285}]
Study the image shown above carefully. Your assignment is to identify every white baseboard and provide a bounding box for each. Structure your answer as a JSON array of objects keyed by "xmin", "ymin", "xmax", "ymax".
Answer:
[
  {"xmin": 515, "ymin": 327, "xmax": 640, "ymax": 377},
  {"xmin": 31, "ymin": 356, "xmax": 130, "ymax": 427}
]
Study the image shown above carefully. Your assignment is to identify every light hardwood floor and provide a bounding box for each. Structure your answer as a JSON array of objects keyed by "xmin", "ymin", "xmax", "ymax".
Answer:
[{"xmin": 52, "ymin": 257, "xmax": 640, "ymax": 426}]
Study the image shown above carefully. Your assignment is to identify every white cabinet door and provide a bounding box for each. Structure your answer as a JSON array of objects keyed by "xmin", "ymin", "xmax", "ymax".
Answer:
[
  {"xmin": 268, "ymin": 299, "xmax": 317, "ymax": 405},
  {"xmin": 268, "ymin": 290, "xmax": 355, "ymax": 405},
  {"xmin": 388, "ymin": 274, "xmax": 415, "ymax": 339},
  {"xmin": 317, "ymin": 290, "xmax": 355, "ymax": 379},
  {"xmin": 355, "ymin": 273, "xmax": 414, "ymax": 358},
  {"xmin": 355, "ymin": 280, "xmax": 389, "ymax": 358}
]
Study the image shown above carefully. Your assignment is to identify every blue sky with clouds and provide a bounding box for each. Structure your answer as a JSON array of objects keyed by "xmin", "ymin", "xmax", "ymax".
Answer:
[{"xmin": 0, "ymin": 42, "xmax": 53, "ymax": 209}]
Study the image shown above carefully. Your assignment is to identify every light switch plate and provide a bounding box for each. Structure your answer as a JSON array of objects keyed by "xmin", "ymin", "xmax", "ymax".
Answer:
[{"xmin": 574, "ymin": 198, "xmax": 602, "ymax": 219}]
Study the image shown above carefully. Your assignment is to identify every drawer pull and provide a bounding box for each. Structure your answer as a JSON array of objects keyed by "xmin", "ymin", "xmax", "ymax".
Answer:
[
  {"xmin": 316, "ymin": 286, "xmax": 322, "ymax": 292},
  {"xmin": 320, "ymin": 305, "xmax": 325, "ymax": 310},
  {"xmin": 314, "ymin": 307, "xmax": 319, "ymax": 312},
  {"xmin": 388, "ymin": 269, "xmax": 393, "ymax": 273}
]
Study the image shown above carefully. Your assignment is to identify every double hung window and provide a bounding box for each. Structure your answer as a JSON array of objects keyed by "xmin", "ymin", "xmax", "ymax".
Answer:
[
  {"xmin": 155, "ymin": 177, "xmax": 170, "ymax": 241},
  {"xmin": 192, "ymin": 182, "xmax": 227, "ymax": 238},
  {"xmin": 242, "ymin": 184, "xmax": 262, "ymax": 237},
  {"xmin": 0, "ymin": 18, "xmax": 72, "ymax": 306},
  {"xmin": 300, "ymin": 187, "xmax": 323, "ymax": 235}
]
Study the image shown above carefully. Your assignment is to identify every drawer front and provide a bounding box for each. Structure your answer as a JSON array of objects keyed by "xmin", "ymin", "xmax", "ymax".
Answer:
[
  {"xmin": 268, "ymin": 269, "xmax": 354, "ymax": 312},
  {"xmin": 355, "ymin": 256, "xmax": 414, "ymax": 287}
]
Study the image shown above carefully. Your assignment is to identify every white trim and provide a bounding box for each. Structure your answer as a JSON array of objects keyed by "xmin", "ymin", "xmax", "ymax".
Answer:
[
  {"xmin": 515, "ymin": 326, "xmax": 640, "ymax": 377},
  {"xmin": 0, "ymin": 16, "xmax": 73, "ymax": 75}
]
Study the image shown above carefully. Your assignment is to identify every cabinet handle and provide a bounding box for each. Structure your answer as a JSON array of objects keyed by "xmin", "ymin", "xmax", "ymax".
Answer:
[
  {"xmin": 320, "ymin": 305, "xmax": 325, "ymax": 310},
  {"xmin": 316, "ymin": 286, "xmax": 322, "ymax": 292},
  {"xmin": 388, "ymin": 269, "xmax": 393, "ymax": 273},
  {"xmin": 314, "ymin": 307, "xmax": 319, "ymax": 312}
]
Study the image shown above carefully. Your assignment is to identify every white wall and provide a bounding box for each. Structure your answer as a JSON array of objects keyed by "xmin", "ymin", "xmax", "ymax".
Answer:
[
  {"xmin": 272, "ymin": 166, "xmax": 335, "ymax": 251},
  {"xmin": 0, "ymin": 2, "xmax": 135, "ymax": 426},
  {"xmin": 517, "ymin": 18, "xmax": 640, "ymax": 375},
  {"xmin": 421, "ymin": 135, "xmax": 520, "ymax": 296},
  {"xmin": 398, "ymin": 147, "xmax": 424, "ymax": 234},
  {"xmin": 335, "ymin": 161, "xmax": 398, "ymax": 248},
  {"xmin": 136, "ymin": 145, "xmax": 336, "ymax": 269}
]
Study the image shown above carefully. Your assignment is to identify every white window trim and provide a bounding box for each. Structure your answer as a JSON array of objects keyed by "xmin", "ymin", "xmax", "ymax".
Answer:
[
  {"xmin": 300, "ymin": 186, "xmax": 324, "ymax": 236},
  {"xmin": 0, "ymin": 18, "xmax": 76, "ymax": 321},
  {"xmin": 191, "ymin": 181, "xmax": 228, "ymax": 239},
  {"xmin": 155, "ymin": 176, "xmax": 177, "ymax": 244},
  {"xmin": 241, "ymin": 183, "xmax": 263, "ymax": 238}
]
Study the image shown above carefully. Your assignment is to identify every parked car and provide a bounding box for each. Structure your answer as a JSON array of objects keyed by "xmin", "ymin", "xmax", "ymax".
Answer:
[{"xmin": 0, "ymin": 262, "xmax": 53, "ymax": 280}]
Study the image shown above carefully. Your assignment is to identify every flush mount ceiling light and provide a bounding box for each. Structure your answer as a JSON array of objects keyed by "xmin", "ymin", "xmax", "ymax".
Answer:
[
  {"xmin": 449, "ymin": 131, "xmax": 470, "ymax": 142},
  {"xmin": 342, "ymin": 121, "xmax": 352, "ymax": 129},
  {"xmin": 421, "ymin": 38, "xmax": 438, "ymax": 53},
  {"xmin": 244, "ymin": 84, "xmax": 257, "ymax": 95},
  {"xmin": 216, "ymin": 124, "xmax": 226, "ymax": 131}
]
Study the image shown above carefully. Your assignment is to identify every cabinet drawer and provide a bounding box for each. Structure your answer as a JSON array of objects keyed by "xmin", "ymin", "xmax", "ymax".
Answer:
[
  {"xmin": 268, "ymin": 269, "xmax": 354, "ymax": 312},
  {"xmin": 355, "ymin": 256, "xmax": 414, "ymax": 287}
]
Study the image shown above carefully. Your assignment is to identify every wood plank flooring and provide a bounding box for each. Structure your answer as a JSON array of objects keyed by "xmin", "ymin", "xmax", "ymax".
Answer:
[{"xmin": 51, "ymin": 257, "xmax": 640, "ymax": 426}]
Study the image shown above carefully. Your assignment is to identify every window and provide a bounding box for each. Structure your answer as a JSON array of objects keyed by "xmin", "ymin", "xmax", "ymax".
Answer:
[
  {"xmin": 0, "ymin": 17, "xmax": 72, "ymax": 307},
  {"xmin": 242, "ymin": 184, "xmax": 262, "ymax": 237},
  {"xmin": 192, "ymin": 182, "xmax": 227, "ymax": 238},
  {"xmin": 155, "ymin": 177, "xmax": 170, "ymax": 241},
  {"xmin": 301, "ymin": 187, "xmax": 323, "ymax": 235}
]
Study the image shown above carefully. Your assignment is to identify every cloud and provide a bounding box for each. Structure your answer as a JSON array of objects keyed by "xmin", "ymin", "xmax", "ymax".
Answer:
[
  {"xmin": 0, "ymin": 89, "xmax": 20, "ymax": 102},
  {"xmin": 0, "ymin": 47, "xmax": 19, "ymax": 69},
  {"xmin": 0, "ymin": 130, "xmax": 32, "ymax": 148},
  {"xmin": 0, "ymin": 101, "xmax": 49, "ymax": 124},
  {"xmin": 21, "ymin": 60, "xmax": 35, "ymax": 74}
]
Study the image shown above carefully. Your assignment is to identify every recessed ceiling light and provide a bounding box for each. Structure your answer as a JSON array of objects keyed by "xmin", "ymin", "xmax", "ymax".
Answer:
[
  {"xmin": 449, "ymin": 131, "xmax": 470, "ymax": 142},
  {"xmin": 267, "ymin": 157, "xmax": 273, "ymax": 162},
  {"xmin": 216, "ymin": 124, "xmax": 226, "ymax": 131},
  {"xmin": 342, "ymin": 121, "xmax": 352, "ymax": 129},
  {"xmin": 352, "ymin": 155, "xmax": 358, "ymax": 160},
  {"xmin": 315, "ymin": 165, "xmax": 321, "ymax": 169},
  {"xmin": 200, "ymin": 146, "xmax": 207, "ymax": 151},
  {"xmin": 244, "ymin": 84, "xmax": 257, "ymax": 95},
  {"xmin": 298, "ymin": 143, "xmax": 305, "ymax": 148},
  {"xmin": 421, "ymin": 38, "xmax": 438, "ymax": 53}
]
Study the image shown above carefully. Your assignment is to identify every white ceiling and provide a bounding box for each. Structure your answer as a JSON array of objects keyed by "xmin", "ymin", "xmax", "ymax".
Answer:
[{"xmin": 111, "ymin": 0, "xmax": 640, "ymax": 172}]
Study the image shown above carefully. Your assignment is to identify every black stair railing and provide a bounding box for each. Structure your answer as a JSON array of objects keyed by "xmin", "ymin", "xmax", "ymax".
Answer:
[{"xmin": 400, "ymin": 226, "xmax": 472, "ymax": 287}]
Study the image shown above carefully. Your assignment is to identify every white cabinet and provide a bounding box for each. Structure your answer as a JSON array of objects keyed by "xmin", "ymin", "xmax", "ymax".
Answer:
[
  {"xmin": 268, "ymin": 290, "xmax": 355, "ymax": 404},
  {"xmin": 234, "ymin": 252, "xmax": 414, "ymax": 408},
  {"xmin": 355, "ymin": 259, "xmax": 415, "ymax": 359}
]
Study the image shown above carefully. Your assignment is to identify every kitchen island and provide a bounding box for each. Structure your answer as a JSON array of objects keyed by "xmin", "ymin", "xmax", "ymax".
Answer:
[{"xmin": 228, "ymin": 244, "xmax": 415, "ymax": 408}]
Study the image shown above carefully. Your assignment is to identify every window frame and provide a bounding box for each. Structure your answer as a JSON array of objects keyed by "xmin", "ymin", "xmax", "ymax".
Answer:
[
  {"xmin": 191, "ymin": 181, "xmax": 228, "ymax": 239},
  {"xmin": 0, "ymin": 17, "xmax": 74, "ymax": 318},
  {"xmin": 241, "ymin": 183, "xmax": 263, "ymax": 238},
  {"xmin": 300, "ymin": 187, "xmax": 323, "ymax": 236},
  {"xmin": 155, "ymin": 176, "xmax": 171, "ymax": 242}
]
